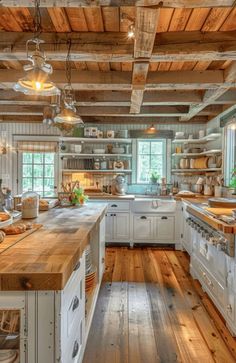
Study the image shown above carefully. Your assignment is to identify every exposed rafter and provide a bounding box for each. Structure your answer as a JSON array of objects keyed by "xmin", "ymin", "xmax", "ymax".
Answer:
[
  {"xmin": 2, "ymin": 31, "xmax": 236, "ymax": 63},
  {"xmin": 180, "ymin": 62, "xmax": 236, "ymax": 121},
  {"xmin": 130, "ymin": 7, "xmax": 160, "ymax": 113},
  {"xmin": 0, "ymin": 0, "xmax": 235, "ymax": 7}
]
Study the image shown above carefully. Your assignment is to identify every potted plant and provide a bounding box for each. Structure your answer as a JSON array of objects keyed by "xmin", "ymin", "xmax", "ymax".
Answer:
[
  {"xmin": 149, "ymin": 171, "xmax": 160, "ymax": 184},
  {"xmin": 71, "ymin": 187, "xmax": 89, "ymax": 206}
]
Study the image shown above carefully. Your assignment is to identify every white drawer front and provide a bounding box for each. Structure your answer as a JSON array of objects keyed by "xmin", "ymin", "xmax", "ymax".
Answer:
[
  {"xmin": 107, "ymin": 201, "xmax": 130, "ymax": 211},
  {"xmin": 61, "ymin": 253, "xmax": 85, "ymax": 353},
  {"xmin": 62, "ymin": 317, "xmax": 85, "ymax": 363}
]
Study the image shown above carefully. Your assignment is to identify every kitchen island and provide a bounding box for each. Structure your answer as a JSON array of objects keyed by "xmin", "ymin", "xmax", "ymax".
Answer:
[{"xmin": 0, "ymin": 203, "xmax": 107, "ymax": 363}]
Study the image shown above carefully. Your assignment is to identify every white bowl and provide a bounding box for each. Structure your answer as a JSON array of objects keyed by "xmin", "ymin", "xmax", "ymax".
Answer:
[
  {"xmin": 112, "ymin": 147, "xmax": 125, "ymax": 154},
  {"xmin": 93, "ymin": 149, "xmax": 105, "ymax": 154},
  {"xmin": 74, "ymin": 145, "xmax": 82, "ymax": 153}
]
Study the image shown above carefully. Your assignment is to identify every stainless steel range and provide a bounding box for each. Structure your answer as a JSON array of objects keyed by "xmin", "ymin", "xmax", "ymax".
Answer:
[{"xmin": 186, "ymin": 215, "xmax": 235, "ymax": 257}]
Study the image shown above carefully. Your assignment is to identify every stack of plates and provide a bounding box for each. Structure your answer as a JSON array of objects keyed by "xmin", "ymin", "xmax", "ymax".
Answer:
[
  {"xmin": 85, "ymin": 245, "xmax": 93, "ymax": 275},
  {"xmin": 85, "ymin": 245, "xmax": 97, "ymax": 292},
  {"xmin": 85, "ymin": 267, "xmax": 97, "ymax": 293}
]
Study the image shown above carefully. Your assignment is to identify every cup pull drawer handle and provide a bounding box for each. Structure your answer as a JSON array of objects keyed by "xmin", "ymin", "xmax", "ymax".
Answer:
[
  {"xmin": 72, "ymin": 296, "xmax": 80, "ymax": 312},
  {"xmin": 74, "ymin": 261, "xmax": 81, "ymax": 271},
  {"xmin": 111, "ymin": 204, "xmax": 118, "ymax": 207},
  {"xmin": 72, "ymin": 340, "xmax": 79, "ymax": 359},
  {"xmin": 161, "ymin": 216, "xmax": 168, "ymax": 220},
  {"xmin": 140, "ymin": 216, "xmax": 147, "ymax": 219}
]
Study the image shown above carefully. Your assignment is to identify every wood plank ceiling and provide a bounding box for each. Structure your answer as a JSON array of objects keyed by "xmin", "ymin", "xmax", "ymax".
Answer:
[{"xmin": 0, "ymin": 3, "xmax": 236, "ymax": 124}]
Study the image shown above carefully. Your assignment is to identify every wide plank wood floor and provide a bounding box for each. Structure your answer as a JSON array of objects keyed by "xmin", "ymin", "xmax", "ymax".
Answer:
[{"xmin": 83, "ymin": 247, "xmax": 236, "ymax": 363}]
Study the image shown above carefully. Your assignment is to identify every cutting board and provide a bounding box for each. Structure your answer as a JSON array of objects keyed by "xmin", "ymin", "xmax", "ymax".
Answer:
[{"xmin": 204, "ymin": 207, "xmax": 233, "ymax": 216}]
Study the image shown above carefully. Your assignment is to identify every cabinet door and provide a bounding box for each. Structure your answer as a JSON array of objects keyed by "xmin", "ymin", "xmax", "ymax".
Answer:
[
  {"xmin": 99, "ymin": 216, "xmax": 106, "ymax": 280},
  {"xmin": 113, "ymin": 213, "xmax": 130, "ymax": 242},
  {"xmin": 156, "ymin": 216, "xmax": 175, "ymax": 241},
  {"xmin": 105, "ymin": 213, "xmax": 113, "ymax": 242},
  {"xmin": 133, "ymin": 215, "xmax": 154, "ymax": 241}
]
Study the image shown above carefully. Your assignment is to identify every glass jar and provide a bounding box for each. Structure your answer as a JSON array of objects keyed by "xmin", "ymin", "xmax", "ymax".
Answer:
[
  {"xmin": 100, "ymin": 160, "xmax": 107, "ymax": 170},
  {"xmin": 94, "ymin": 159, "xmax": 100, "ymax": 170},
  {"xmin": 22, "ymin": 191, "xmax": 39, "ymax": 219}
]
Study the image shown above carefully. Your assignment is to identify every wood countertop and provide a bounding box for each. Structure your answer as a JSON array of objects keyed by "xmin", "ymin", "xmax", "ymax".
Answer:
[
  {"xmin": 185, "ymin": 202, "xmax": 236, "ymax": 234},
  {"xmin": 0, "ymin": 204, "xmax": 107, "ymax": 291}
]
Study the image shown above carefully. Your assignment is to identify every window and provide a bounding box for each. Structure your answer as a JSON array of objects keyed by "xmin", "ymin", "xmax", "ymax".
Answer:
[
  {"xmin": 21, "ymin": 152, "xmax": 56, "ymax": 197},
  {"xmin": 225, "ymin": 122, "xmax": 236, "ymax": 186},
  {"xmin": 137, "ymin": 139, "xmax": 166, "ymax": 183}
]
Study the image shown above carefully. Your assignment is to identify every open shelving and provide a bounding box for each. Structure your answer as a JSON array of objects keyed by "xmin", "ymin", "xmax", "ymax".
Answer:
[
  {"xmin": 60, "ymin": 153, "xmax": 132, "ymax": 158},
  {"xmin": 59, "ymin": 137, "xmax": 132, "ymax": 144},
  {"xmin": 62, "ymin": 169, "xmax": 132, "ymax": 173},
  {"xmin": 172, "ymin": 149, "xmax": 222, "ymax": 157},
  {"xmin": 171, "ymin": 168, "xmax": 222, "ymax": 173},
  {"xmin": 172, "ymin": 133, "xmax": 221, "ymax": 144}
]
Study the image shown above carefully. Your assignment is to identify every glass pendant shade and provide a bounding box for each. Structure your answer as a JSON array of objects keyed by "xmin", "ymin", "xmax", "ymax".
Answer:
[{"xmin": 54, "ymin": 107, "xmax": 83, "ymax": 125}]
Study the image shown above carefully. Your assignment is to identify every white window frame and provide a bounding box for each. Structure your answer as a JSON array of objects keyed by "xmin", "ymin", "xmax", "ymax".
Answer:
[
  {"xmin": 224, "ymin": 120, "xmax": 236, "ymax": 186},
  {"xmin": 136, "ymin": 139, "xmax": 167, "ymax": 184},
  {"xmin": 18, "ymin": 151, "xmax": 58, "ymax": 197}
]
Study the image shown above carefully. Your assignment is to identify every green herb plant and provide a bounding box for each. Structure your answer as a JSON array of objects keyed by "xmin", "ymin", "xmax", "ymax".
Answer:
[{"xmin": 71, "ymin": 187, "xmax": 89, "ymax": 205}]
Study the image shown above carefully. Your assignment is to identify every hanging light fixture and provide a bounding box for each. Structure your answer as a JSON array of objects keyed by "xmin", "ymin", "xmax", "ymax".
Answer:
[
  {"xmin": 127, "ymin": 23, "xmax": 135, "ymax": 39},
  {"xmin": 146, "ymin": 124, "xmax": 157, "ymax": 134},
  {"xmin": 54, "ymin": 40, "xmax": 84, "ymax": 125},
  {"xmin": 13, "ymin": 0, "xmax": 59, "ymax": 96}
]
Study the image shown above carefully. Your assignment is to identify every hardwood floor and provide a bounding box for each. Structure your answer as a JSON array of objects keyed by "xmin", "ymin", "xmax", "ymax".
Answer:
[{"xmin": 83, "ymin": 247, "xmax": 236, "ymax": 363}]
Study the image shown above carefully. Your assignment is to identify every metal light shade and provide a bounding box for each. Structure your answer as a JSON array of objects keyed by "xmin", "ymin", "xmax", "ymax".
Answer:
[
  {"xmin": 14, "ymin": 39, "xmax": 59, "ymax": 96},
  {"xmin": 54, "ymin": 107, "xmax": 84, "ymax": 125},
  {"xmin": 14, "ymin": 68, "xmax": 59, "ymax": 96}
]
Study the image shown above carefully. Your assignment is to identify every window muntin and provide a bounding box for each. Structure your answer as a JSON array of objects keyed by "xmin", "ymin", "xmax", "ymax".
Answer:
[
  {"xmin": 137, "ymin": 140, "xmax": 166, "ymax": 183},
  {"xmin": 21, "ymin": 152, "xmax": 55, "ymax": 197}
]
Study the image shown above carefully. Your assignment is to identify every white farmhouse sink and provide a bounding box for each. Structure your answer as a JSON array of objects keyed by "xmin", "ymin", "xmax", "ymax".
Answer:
[{"xmin": 131, "ymin": 199, "xmax": 176, "ymax": 213}]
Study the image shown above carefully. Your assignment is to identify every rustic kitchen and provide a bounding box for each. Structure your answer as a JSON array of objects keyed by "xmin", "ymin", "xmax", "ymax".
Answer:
[{"xmin": 0, "ymin": 1, "xmax": 236, "ymax": 363}]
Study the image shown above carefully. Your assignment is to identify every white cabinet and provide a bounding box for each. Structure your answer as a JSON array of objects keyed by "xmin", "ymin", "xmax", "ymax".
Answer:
[
  {"xmin": 156, "ymin": 216, "xmax": 175, "ymax": 241},
  {"xmin": 106, "ymin": 212, "xmax": 130, "ymax": 242},
  {"xmin": 133, "ymin": 215, "xmax": 154, "ymax": 241},
  {"xmin": 133, "ymin": 214, "xmax": 175, "ymax": 243},
  {"xmin": 181, "ymin": 203, "xmax": 192, "ymax": 254}
]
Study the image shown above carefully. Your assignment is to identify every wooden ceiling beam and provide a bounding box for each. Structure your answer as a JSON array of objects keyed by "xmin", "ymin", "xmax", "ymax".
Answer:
[
  {"xmin": 180, "ymin": 62, "xmax": 236, "ymax": 121},
  {"xmin": 0, "ymin": 104, "xmax": 222, "ymax": 117},
  {"xmin": 130, "ymin": 7, "xmax": 160, "ymax": 114},
  {"xmin": 2, "ymin": 31, "xmax": 236, "ymax": 63},
  {"xmin": 1, "ymin": 0, "xmax": 235, "ymax": 8},
  {"xmin": 0, "ymin": 69, "xmax": 230, "ymax": 90}
]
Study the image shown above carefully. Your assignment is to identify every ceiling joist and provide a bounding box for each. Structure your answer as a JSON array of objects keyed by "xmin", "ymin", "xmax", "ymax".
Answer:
[
  {"xmin": 2, "ymin": 31, "xmax": 236, "ymax": 63},
  {"xmin": 0, "ymin": 0, "xmax": 235, "ymax": 8}
]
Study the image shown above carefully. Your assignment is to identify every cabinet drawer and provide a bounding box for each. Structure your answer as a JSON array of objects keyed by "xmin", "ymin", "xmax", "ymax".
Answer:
[
  {"xmin": 63, "ymin": 253, "xmax": 85, "ymax": 306},
  {"xmin": 62, "ymin": 317, "xmax": 85, "ymax": 363},
  {"xmin": 107, "ymin": 201, "xmax": 130, "ymax": 212},
  {"xmin": 61, "ymin": 254, "xmax": 85, "ymax": 352}
]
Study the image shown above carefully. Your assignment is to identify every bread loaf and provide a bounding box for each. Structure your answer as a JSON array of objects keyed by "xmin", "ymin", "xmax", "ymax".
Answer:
[
  {"xmin": 0, "ymin": 212, "xmax": 10, "ymax": 222},
  {"xmin": 1, "ymin": 223, "xmax": 26, "ymax": 235},
  {"xmin": 0, "ymin": 231, "xmax": 5, "ymax": 243}
]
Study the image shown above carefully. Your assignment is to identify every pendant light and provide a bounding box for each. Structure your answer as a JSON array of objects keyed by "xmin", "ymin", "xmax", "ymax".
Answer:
[
  {"xmin": 54, "ymin": 40, "xmax": 84, "ymax": 125},
  {"xmin": 13, "ymin": 0, "xmax": 59, "ymax": 96}
]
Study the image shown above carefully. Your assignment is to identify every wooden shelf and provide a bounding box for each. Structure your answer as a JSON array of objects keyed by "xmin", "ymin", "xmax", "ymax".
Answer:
[
  {"xmin": 172, "ymin": 149, "xmax": 222, "ymax": 157},
  {"xmin": 172, "ymin": 133, "xmax": 221, "ymax": 144},
  {"xmin": 62, "ymin": 169, "xmax": 132, "ymax": 173},
  {"xmin": 59, "ymin": 137, "xmax": 132, "ymax": 143},
  {"xmin": 60, "ymin": 153, "xmax": 132, "ymax": 158},
  {"xmin": 172, "ymin": 168, "xmax": 222, "ymax": 173}
]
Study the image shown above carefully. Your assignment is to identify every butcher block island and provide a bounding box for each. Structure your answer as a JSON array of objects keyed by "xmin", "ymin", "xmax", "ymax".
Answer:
[{"xmin": 0, "ymin": 204, "xmax": 107, "ymax": 363}]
